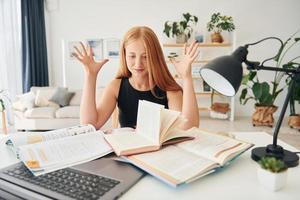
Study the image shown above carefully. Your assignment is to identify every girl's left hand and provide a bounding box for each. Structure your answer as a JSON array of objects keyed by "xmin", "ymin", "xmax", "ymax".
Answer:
[{"xmin": 170, "ymin": 40, "xmax": 200, "ymax": 79}]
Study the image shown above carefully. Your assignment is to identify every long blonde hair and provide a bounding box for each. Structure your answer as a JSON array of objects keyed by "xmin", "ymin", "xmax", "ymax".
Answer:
[{"xmin": 116, "ymin": 26, "xmax": 181, "ymax": 93}]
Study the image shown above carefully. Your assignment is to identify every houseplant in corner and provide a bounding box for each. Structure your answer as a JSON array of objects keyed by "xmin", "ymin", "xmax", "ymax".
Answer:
[
  {"xmin": 0, "ymin": 90, "xmax": 8, "ymax": 134},
  {"xmin": 207, "ymin": 12, "xmax": 235, "ymax": 43},
  {"xmin": 240, "ymin": 71, "xmax": 280, "ymax": 127},
  {"xmin": 240, "ymin": 30, "xmax": 300, "ymax": 127},
  {"xmin": 285, "ymin": 63, "xmax": 300, "ymax": 129},
  {"xmin": 281, "ymin": 35, "xmax": 300, "ymax": 129},
  {"xmin": 163, "ymin": 13, "xmax": 198, "ymax": 43},
  {"xmin": 257, "ymin": 157, "xmax": 288, "ymax": 191}
]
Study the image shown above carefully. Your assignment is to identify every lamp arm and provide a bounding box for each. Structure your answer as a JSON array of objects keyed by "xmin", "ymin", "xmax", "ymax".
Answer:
[
  {"xmin": 244, "ymin": 60, "xmax": 299, "ymax": 74},
  {"xmin": 245, "ymin": 37, "xmax": 284, "ymax": 67},
  {"xmin": 245, "ymin": 37, "xmax": 283, "ymax": 47}
]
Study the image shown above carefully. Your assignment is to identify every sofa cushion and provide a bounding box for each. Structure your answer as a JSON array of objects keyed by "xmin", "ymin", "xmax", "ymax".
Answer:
[
  {"xmin": 55, "ymin": 106, "xmax": 80, "ymax": 118},
  {"xmin": 12, "ymin": 92, "xmax": 35, "ymax": 112},
  {"xmin": 49, "ymin": 88, "xmax": 74, "ymax": 107},
  {"xmin": 35, "ymin": 88, "xmax": 59, "ymax": 107},
  {"xmin": 24, "ymin": 107, "xmax": 58, "ymax": 118},
  {"xmin": 69, "ymin": 90, "xmax": 82, "ymax": 106}
]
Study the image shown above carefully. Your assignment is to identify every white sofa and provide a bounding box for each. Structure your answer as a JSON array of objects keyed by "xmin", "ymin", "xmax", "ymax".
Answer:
[{"xmin": 12, "ymin": 86, "xmax": 111, "ymax": 131}]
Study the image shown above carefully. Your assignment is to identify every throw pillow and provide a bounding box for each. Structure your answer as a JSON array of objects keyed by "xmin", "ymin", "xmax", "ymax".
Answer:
[
  {"xmin": 69, "ymin": 90, "xmax": 82, "ymax": 106},
  {"xmin": 35, "ymin": 88, "xmax": 59, "ymax": 107},
  {"xmin": 49, "ymin": 88, "xmax": 74, "ymax": 107},
  {"xmin": 12, "ymin": 91, "xmax": 36, "ymax": 111}
]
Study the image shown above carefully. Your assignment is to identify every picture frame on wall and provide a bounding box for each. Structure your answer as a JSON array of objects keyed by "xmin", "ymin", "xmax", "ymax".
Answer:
[
  {"xmin": 104, "ymin": 38, "xmax": 120, "ymax": 58},
  {"xmin": 86, "ymin": 39, "xmax": 103, "ymax": 61}
]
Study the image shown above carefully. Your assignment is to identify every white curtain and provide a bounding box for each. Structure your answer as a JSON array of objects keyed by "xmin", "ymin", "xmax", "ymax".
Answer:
[{"xmin": 0, "ymin": 0, "xmax": 22, "ymax": 124}]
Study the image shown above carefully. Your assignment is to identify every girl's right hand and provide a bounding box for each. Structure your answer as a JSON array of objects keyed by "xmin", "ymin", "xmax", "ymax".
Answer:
[{"xmin": 73, "ymin": 42, "xmax": 109, "ymax": 75}]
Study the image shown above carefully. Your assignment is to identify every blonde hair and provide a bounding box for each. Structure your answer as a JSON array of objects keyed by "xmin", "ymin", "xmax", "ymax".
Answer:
[{"xmin": 116, "ymin": 26, "xmax": 181, "ymax": 93}]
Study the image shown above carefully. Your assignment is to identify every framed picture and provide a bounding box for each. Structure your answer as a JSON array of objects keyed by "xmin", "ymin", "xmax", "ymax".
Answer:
[
  {"xmin": 67, "ymin": 41, "xmax": 81, "ymax": 60},
  {"xmin": 203, "ymin": 80, "xmax": 211, "ymax": 92},
  {"xmin": 86, "ymin": 39, "xmax": 103, "ymax": 61},
  {"xmin": 104, "ymin": 38, "xmax": 120, "ymax": 58}
]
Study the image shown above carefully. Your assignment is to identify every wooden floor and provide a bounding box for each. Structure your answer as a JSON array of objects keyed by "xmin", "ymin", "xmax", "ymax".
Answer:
[{"xmin": 199, "ymin": 116, "xmax": 300, "ymax": 149}]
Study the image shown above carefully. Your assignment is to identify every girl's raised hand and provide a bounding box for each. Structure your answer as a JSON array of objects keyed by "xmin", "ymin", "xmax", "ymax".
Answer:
[
  {"xmin": 170, "ymin": 40, "xmax": 200, "ymax": 79},
  {"xmin": 73, "ymin": 42, "xmax": 109, "ymax": 75}
]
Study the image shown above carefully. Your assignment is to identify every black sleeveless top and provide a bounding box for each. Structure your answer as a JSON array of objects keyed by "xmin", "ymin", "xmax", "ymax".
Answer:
[{"xmin": 117, "ymin": 78, "xmax": 168, "ymax": 128}]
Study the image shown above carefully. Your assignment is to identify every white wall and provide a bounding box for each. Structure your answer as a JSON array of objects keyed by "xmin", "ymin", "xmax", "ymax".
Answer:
[{"xmin": 45, "ymin": 0, "xmax": 300, "ymax": 116}]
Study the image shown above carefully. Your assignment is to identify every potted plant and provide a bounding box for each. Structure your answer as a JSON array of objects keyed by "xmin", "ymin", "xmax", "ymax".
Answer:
[
  {"xmin": 285, "ymin": 65, "xmax": 300, "ymax": 129},
  {"xmin": 240, "ymin": 71, "xmax": 280, "ymax": 127},
  {"xmin": 0, "ymin": 90, "xmax": 8, "ymax": 134},
  {"xmin": 207, "ymin": 12, "xmax": 235, "ymax": 43},
  {"xmin": 240, "ymin": 31, "xmax": 300, "ymax": 127},
  {"xmin": 163, "ymin": 13, "xmax": 198, "ymax": 43},
  {"xmin": 257, "ymin": 157, "xmax": 288, "ymax": 191}
]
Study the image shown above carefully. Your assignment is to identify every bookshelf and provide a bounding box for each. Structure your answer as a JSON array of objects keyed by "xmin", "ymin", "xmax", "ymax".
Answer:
[{"xmin": 163, "ymin": 42, "xmax": 235, "ymax": 121}]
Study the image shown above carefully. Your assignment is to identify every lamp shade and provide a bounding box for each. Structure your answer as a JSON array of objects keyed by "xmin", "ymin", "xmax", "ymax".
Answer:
[{"xmin": 199, "ymin": 46, "xmax": 247, "ymax": 97}]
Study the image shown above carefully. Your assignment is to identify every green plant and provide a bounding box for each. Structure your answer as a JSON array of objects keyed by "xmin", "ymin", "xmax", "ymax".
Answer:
[
  {"xmin": 240, "ymin": 31, "xmax": 300, "ymax": 107},
  {"xmin": 259, "ymin": 157, "xmax": 287, "ymax": 173},
  {"xmin": 239, "ymin": 71, "xmax": 280, "ymax": 106},
  {"xmin": 163, "ymin": 13, "xmax": 198, "ymax": 39},
  {"xmin": 207, "ymin": 12, "xmax": 235, "ymax": 33},
  {"xmin": 167, "ymin": 52, "xmax": 179, "ymax": 59},
  {"xmin": 0, "ymin": 99, "xmax": 4, "ymax": 112},
  {"xmin": 284, "ymin": 61, "xmax": 300, "ymax": 116},
  {"xmin": 0, "ymin": 89, "xmax": 10, "ymax": 112}
]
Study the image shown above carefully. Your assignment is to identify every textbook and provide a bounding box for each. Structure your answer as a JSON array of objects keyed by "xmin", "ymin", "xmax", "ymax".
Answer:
[
  {"xmin": 123, "ymin": 127, "xmax": 253, "ymax": 187},
  {"xmin": 5, "ymin": 125, "xmax": 112, "ymax": 176},
  {"xmin": 103, "ymin": 100, "xmax": 193, "ymax": 156}
]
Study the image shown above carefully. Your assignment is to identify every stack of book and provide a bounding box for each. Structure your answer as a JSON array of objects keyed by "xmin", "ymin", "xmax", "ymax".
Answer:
[{"xmin": 6, "ymin": 100, "xmax": 253, "ymax": 187}]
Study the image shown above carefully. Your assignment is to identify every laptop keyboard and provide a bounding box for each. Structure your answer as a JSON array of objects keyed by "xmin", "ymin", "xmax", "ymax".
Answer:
[{"xmin": 2, "ymin": 164, "xmax": 120, "ymax": 200}]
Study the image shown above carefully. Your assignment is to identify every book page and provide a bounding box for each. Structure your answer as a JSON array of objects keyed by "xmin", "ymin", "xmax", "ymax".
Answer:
[
  {"xmin": 136, "ymin": 100, "xmax": 163, "ymax": 145},
  {"xmin": 159, "ymin": 109, "xmax": 181, "ymax": 142},
  {"xmin": 127, "ymin": 145, "xmax": 218, "ymax": 187},
  {"xmin": 18, "ymin": 131, "xmax": 112, "ymax": 176},
  {"xmin": 5, "ymin": 124, "xmax": 96, "ymax": 149},
  {"xmin": 104, "ymin": 131, "xmax": 157, "ymax": 156},
  {"xmin": 176, "ymin": 128, "xmax": 252, "ymax": 165}
]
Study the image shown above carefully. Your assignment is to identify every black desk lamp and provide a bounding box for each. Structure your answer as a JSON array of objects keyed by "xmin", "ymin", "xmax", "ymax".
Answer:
[{"xmin": 199, "ymin": 37, "xmax": 300, "ymax": 167}]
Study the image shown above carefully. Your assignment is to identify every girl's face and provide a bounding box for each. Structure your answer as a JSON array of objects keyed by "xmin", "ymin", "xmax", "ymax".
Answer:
[{"xmin": 125, "ymin": 39, "xmax": 148, "ymax": 78}]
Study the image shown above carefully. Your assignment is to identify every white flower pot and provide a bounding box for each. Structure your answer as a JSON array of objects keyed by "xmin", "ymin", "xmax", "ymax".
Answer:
[{"xmin": 257, "ymin": 167, "xmax": 288, "ymax": 191}]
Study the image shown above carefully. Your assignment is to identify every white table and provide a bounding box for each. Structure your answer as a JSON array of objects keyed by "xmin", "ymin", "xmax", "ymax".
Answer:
[{"xmin": 1, "ymin": 132, "xmax": 300, "ymax": 200}]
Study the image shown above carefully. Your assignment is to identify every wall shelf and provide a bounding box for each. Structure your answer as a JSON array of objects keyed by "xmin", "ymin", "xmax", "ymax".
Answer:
[
  {"xmin": 163, "ymin": 43, "xmax": 232, "ymax": 48},
  {"xmin": 166, "ymin": 60, "xmax": 210, "ymax": 64},
  {"xmin": 198, "ymin": 107, "xmax": 210, "ymax": 112}
]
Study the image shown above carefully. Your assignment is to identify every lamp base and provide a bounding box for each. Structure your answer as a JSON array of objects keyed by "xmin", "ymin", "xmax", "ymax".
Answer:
[{"xmin": 251, "ymin": 144, "xmax": 299, "ymax": 168}]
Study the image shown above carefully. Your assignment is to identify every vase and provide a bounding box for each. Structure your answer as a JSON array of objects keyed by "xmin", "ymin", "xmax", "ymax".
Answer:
[
  {"xmin": 288, "ymin": 115, "xmax": 300, "ymax": 129},
  {"xmin": 257, "ymin": 167, "xmax": 288, "ymax": 191},
  {"xmin": 211, "ymin": 32, "xmax": 223, "ymax": 43},
  {"xmin": 252, "ymin": 105, "xmax": 278, "ymax": 127},
  {"xmin": 176, "ymin": 34, "xmax": 188, "ymax": 44}
]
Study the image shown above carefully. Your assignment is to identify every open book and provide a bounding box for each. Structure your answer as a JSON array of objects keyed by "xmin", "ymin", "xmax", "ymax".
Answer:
[
  {"xmin": 104, "ymin": 100, "xmax": 193, "ymax": 156},
  {"xmin": 123, "ymin": 127, "xmax": 253, "ymax": 187},
  {"xmin": 6, "ymin": 125, "xmax": 112, "ymax": 176}
]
